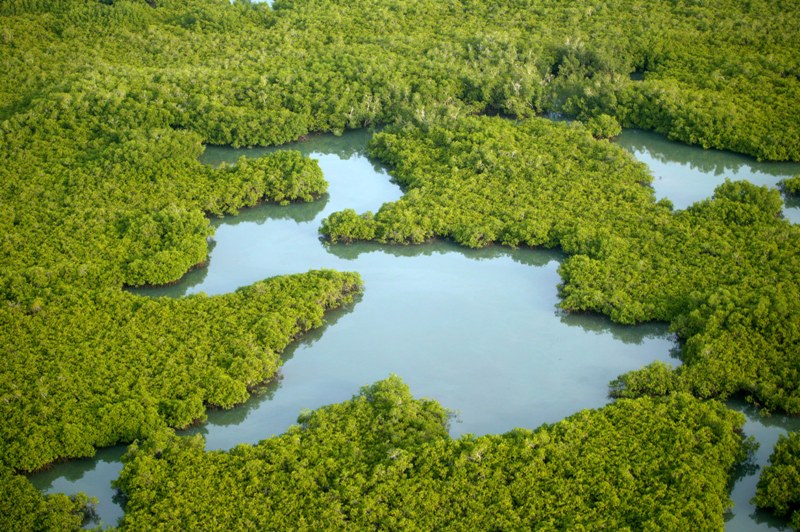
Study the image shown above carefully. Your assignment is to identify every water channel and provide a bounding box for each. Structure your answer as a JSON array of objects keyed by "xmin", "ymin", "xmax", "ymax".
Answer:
[{"xmin": 30, "ymin": 128, "xmax": 800, "ymax": 529}]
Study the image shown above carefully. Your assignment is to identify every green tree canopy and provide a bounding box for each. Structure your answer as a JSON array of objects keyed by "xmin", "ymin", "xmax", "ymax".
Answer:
[{"xmin": 116, "ymin": 376, "xmax": 748, "ymax": 531}]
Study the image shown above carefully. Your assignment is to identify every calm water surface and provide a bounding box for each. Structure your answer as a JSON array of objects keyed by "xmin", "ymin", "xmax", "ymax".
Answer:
[
  {"xmin": 30, "ymin": 129, "xmax": 799, "ymax": 530},
  {"xmin": 617, "ymin": 129, "xmax": 800, "ymax": 222}
]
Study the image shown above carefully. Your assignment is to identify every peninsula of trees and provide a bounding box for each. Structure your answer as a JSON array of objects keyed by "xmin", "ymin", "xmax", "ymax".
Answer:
[{"xmin": 1, "ymin": 0, "xmax": 799, "ymax": 528}]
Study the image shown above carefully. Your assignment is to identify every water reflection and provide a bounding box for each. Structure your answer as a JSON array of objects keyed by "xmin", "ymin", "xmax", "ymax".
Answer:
[
  {"xmin": 201, "ymin": 128, "xmax": 375, "ymax": 166},
  {"xmin": 209, "ymin": 194, "xmax": 330, "ymax": 226},
  {"xmin": 618, "ymin": 129, "xmax": 800, "ymax": 177},
  {"xmin": 324, "ymin": 239, "xmax": 563, "ymax": 268},
  {"xmin": 131, "ymin": 132, "xmax": 678, "ymax": 452},
  {"xmin": 726, "ymin": 398, "xmax": 800, "ymax": 532},
  {"xmin": 28, "ymin": 446, "xmax": 126, "ymax": 529},
  {"xmin": 34, "ymin": 127, "xmax": 800, "ymax": 531},
  {"xmin": 184, "ymin": 297, "xmax": 360, "ymax": 434},
  {"xmin": 558, "ymin": 310, "xmax": 677, "ymax": 347},
  {"xmin": 616, "ymin": 129, "xmax": 800, "ymax": 223}
]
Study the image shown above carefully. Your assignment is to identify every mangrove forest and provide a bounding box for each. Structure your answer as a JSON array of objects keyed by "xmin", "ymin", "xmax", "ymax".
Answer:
[{"xmin": 1, "ymin": 0, "xmax": 799, "ymax": 529}]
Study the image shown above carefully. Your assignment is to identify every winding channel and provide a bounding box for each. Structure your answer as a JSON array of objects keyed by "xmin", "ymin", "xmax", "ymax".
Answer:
[{"xmin": 30, "ymin": 128, "xmax": 800, "ymax": 529}]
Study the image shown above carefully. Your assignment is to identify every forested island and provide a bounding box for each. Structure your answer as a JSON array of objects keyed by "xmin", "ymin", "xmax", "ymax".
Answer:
[{"xmin": 1, "ymin": 0, "xmax": 799, "ymax": 529}]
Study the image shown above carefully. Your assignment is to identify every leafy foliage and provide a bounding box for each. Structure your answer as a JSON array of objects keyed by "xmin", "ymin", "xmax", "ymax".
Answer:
[
  {"xmin": 2, "ymin": 0, "xmax": 798, "ymax": 525},
  {"xmin": 609, "ymin": 361, "xmax": 682, "ymax": 399},
  {"xmin": 205, "ymin": 150, "xmax": 327, "ymax": 216},
  {"xmin": 0, "ymin": 465, "xmax": 93, "ymax": 531},
  {"xmin": 0, "ymin": 1, "xmax": 352, "ymax": 477},
  {"xmin": 1, "ymin": 270, "xmax": 362, "ymax": 473},
  {"xmin": 116, "ymin": 376, "xmax": 747, "ymax": 530},
  {"xmin": 1, "ymin": 0, "xmax": 798, "ymax": 160},
  {"xmin": 586, "ymin": 113, "xmax": 622, "ymax": 139},
  {"xmin": 322, "ymin": 116, "xmax": 800, "ymax": 414},
  {"xmin": 323, "ymin": 116, "xmax": 665, "ymax": 250},
  {"xmin": 0, "ymin": 80, "xmax": 353, "ymax": 473},
  {"xmin": 755, "ymin": 431, "xmax": 800, "ymax": 529},
  {"xmin": 781, "ymin": 175, "xmax": 800, "ymax": 196}
]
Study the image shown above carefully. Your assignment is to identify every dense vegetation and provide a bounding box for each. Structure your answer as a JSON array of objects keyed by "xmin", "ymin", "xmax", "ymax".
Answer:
[
  {"xmin": 322, "ymin": 116, "xmax": 668, "ymax": 251},
  {"xmin": 1, "ymin": 270, "xmax": 361, "ymax": 473},
  {"xmin": 322, "ymin": 115, "xmax": 800, "ymax": 415},
  {"xmin": 1, "ymin": 0, "xmax": 799, "ymax": 160},
  {"xmin": 2, "ymin": 0, "xmax": 798, "ymax": 528},
  {"xmin": 0, "ymin": 0, "xmax": 349, "ymax": 483},
  {"xmin": 755, "ymin": 431, "xmax": 800, "ymax": 529},
  {"xmin": 116, "ymin": 376, "xmax": 748, "ymax": 530},
  {"xmin": 0, "ymin": 466, "xmax": 93, "ymax": 531},
  {"xmin": 781, "ymin": 175, "xmax": 800, "ymax": 196},
  {"xmin": 0, "ymin": 78, "xmax": 357, "ymax": 473}
]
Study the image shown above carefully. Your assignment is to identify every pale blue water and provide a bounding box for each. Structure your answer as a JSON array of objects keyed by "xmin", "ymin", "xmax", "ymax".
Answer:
[
  {"xmin": 30, "ymin": 128, "xmax": 799, "ymax": 530},
  {"xmin": 617, "ymin": 129, "xmax": 800, "ymax": 223}
]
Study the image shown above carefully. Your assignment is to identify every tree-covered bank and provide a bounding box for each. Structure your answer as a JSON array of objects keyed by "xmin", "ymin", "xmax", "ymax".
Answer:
[
  {"xmin": 2, "ymin": 0, "xmax": 799, "ymax": 528},
  {"xmin": 115, "ymin": 377, "xmax": 749, "ymax": 530},
  {"xmin": 1, "ymin": 0, "xmax": 349, "ymax": 478},
  {"xmin": 1, "ymin": 0, "xmax": 799, "ymax": 160},
  {"xmin": 2, "ymin": 270, "xmax": 362, "ymax": 473},
  {"xmin": 0, "ymin": 89, "xmax": 359, "ymax": 475},
  {"xmin": 782, "ymin": 176, "xmax": 800, "ymax": 196},
  {"xmin": 755, "ymin": 431, "xmax": 800, "ymax": 529},
  {"xmin": 322, "ymin": 115, "xmax": 800, "ymax": 417},
  {"xmin": 0, "ymin": 467, "xmax": 94, "ymax": 530}
]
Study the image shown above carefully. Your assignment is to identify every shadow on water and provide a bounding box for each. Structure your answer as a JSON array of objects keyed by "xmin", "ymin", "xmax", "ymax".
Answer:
[
  {"xmin": 558, "ymin": 310, "xmax": 676, "ymax": 347},
  {"xmin": 323, "ymin": 239, "xmax": 564, "ymax": 268},
  {"xmin": 183, "ymin": 295, "xmax": 361, "ymax": 433},
  {"xmin": 323, "ymin": 237, "xmax": 675, "ymax": 365},
  {"xmin": 616, "ymin": 128, "xmax": 800, "ymax": 224},
  {"xmin": 210, "ymin": 194, "xmax": 330, "ymax": 227},
  {"xmin": 725, "ymin": 456, "xmax": 790, "ymax": 531},
  {"xmin": 729, "ymin": 398, "xmax": 800, "ymax": 430},
  {"xmin": 200, "ymin": 128, "xmax": 376, "ymax": 167},
  {"xmin": 728, "ymin": 455, "xmax": 761, "ymax": 487},
  {"xmin": 746, "ymin": 513, "xmax": 794, "ymax": 532},
  {"xmin": 28, "ymin": 445, "xmax": 127, "ymax": 529},
  {"xmin": 724, "ymin": 397, "xmax": 800, "ymax": 531},
  {"xmin": 617, "ymin": 129, "xmax": 800, "ymax": 178},
  {"xmin": 126, "ymin": 195, "xmax": 331, "ymax": 300},
  {"xmin": 283, "ymin": 294, "xmax": 363, "ymax": 356},
  {"xmin": 30, "ymin": 447, "xmax": 125, "ymax": 490},
  {"xmin": 37, "ymin": 125, "xmax": 798, "ymax": 530},
  {"xmin": 784, "ymin": 193, "xmax": 800, "ymax": 210}
]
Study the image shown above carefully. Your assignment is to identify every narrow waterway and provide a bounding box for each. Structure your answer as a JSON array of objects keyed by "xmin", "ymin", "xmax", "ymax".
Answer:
[
  {"xmin": 617, "ymin": 128, "xmax": 800, "ymax": 222},
  {"xmin": 30, "ymin": 128, "xmax": 800, "ymax": 530}
]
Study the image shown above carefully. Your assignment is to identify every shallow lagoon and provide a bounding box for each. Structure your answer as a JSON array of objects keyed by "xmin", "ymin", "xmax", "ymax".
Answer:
[{"xmin": 31, "ymin": 128, "xmax": 800, "ymax": 529}]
